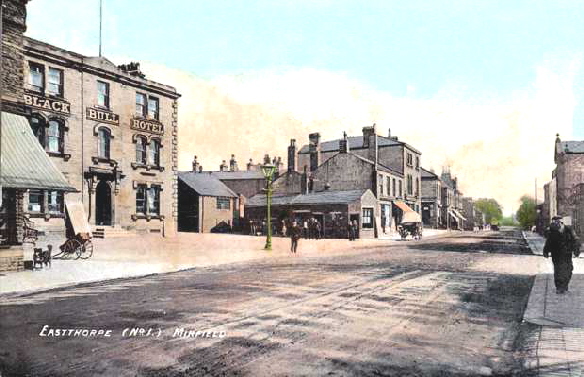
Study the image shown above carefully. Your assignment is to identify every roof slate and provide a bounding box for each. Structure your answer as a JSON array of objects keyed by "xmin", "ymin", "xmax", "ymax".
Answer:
[
  {"xmin": 209, "ymin": 171, "xmax": 266, "ymax": 180},
  {"xmin": 1, "ymin": 113, "xmax": 76, "ymax": 191},
  {"xmin": 298, "ymin": 135, "xmax": 421, "ymax": 155},
  {"xmin": 178, "ymin": 172, "xmax": 237, "ymax": 197},
  {"xmin": 561, "ymin": 141, "xmax": 584, "ymax": 154},
  {"xmin": 246, "ymin": 189, "xmax": 368, "ymax": 207}
]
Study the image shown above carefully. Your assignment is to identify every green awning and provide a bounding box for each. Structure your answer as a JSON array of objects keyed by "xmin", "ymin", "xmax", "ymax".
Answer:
[{"xmin": 1, "ymin": 112, "xmax": 76, "ymax": 191}]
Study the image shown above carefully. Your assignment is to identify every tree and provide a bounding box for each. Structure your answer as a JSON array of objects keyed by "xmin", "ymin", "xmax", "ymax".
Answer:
[
  {"xmin": 516, "ymin": 195, "xmax": 537, "ymax": 229},
  {"xmin": 500, "ymin": 216, "xmax": 518, "ymax": 226},
  {"xmin": 474, "ymin": 198, "xmax": 503, "ymax": 224}
]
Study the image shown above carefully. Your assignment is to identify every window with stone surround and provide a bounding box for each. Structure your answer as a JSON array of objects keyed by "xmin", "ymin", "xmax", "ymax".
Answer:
[
  {"xmin": 47, "ymin": 191, "xmax": 64, "ymax": 214},
  {"xmin": 148, "ymin": 96, "xmax": 159, "ymax": 120},
  {"xmin": 97, "ymin": 81, "xmax": 110, "ymax": 109},
  {"xmin": 135, "ymin": 136, "xmax": 147, "ymax": 164},
  {"xmin": 29, "ymin": 62, "xmax": 44, "ymax": 92},
  {"xmin": 136, "ymin": 93, "xmax": 147, "ymax": 117},
  {"xmin": 136, "ymin": 185, "xmax": 147, "ymax": 214},
  {"xmin": 148, "ymin": 139, "xmax": 160, "ymax": 166},
  {"xmin": 362, "ymin": 208, "xmax": 373, "ymax": 228},
  {"xmin": 28, "ymin": 190, "xmax": 44, "ymax": 213},
  {"xmin": 392, "ymin": 178, "xmax": 396, "ymax": 197},
  {"xmin": 29, "ymin": 116, "xmax": 65, "ymax": 155},
  {"xmin": 48, "ymin": 68, "xmax": 64, "ymax": 97},
  {"xmin": 147, "ymin": 186, "xmax": 161, "ymax": 216},
  {"xmin": 216, "ymin": 197, "xmax": 230, "ymax": 210},
  {"xmin": 98, "ymin": 127, "xmax": 111, "ymax": 159}
]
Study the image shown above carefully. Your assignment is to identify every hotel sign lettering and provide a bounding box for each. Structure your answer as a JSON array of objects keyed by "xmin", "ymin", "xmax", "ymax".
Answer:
[
  {"xmin": 86, "ymin": 107, "xmax": 119, "ymax": 126},
  {"xmin": 130, "ymin": 118, "xmax": 164, "ymax": 135},
  {"xmin": 24, "ymin": 93, "xmax": 71, "ymax": 115}
]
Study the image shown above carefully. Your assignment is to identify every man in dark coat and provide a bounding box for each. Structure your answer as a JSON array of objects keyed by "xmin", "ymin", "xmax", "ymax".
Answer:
[
  {"xmin": 290, "ymin": 221, "xmax": 302, "ymax": 253},
  {"xmin": 543, "ymin": 216, "xmax": 581, "ymax": 294}
]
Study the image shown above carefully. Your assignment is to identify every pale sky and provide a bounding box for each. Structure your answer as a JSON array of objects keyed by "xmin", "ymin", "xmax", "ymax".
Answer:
[{"xmin": 26, "ymin": 0, "xmax": 584, "ymax": 214}]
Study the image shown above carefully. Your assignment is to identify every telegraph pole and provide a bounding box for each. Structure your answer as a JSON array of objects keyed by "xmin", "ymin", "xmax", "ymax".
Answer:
[{"xmin": 98, "ymin": 0, "xmax": 102, "ymax": 57}]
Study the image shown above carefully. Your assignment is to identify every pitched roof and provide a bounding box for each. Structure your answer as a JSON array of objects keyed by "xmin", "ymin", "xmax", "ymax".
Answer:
[
  {"xmin": 178, "ymin": 172, "xmax": 237, "ymax": 197},
  {"xmin": 246, "ymin": 189, "xmax": 369, "ymax": 207},
  {"xmin": 298, "ymin": 135, "xmax": 421, "ymax": 155},
  {"xmin": 1, "ymin": 113, "xmax": 76, "ymax": 191},
  {"xmin": 560, "ymin": 141, "xmax": 584, "ymax": 154},
  {"xmin": 421, "ymin": 167, "xmax": 438, "ymax": 179},
  {"xmin": 209, "ymin": 170, "xmax": 266, "ymax": 180}
]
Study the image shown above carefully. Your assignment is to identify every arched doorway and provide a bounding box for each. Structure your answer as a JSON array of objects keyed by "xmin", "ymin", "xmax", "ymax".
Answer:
[{"xmin": 95, "ymin": 180, "xmax": 112, "ymax": 225}]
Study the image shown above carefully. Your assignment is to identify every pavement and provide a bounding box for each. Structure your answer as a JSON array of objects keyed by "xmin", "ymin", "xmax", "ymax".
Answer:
[
  {"xmin": 0, "ymin": 229, "xmax": 450, "ymax": 296},
  {"xmin": 522, "ymin": 231, "xmax": 584, "ymax": 376}
]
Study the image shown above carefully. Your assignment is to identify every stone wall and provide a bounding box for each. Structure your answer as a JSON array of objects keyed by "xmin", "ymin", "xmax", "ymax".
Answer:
[{"xmin": 1, "ymin": 0, "xmax": 27, "ymax": 113}]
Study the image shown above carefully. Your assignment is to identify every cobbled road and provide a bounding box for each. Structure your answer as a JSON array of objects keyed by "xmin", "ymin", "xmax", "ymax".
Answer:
[{"xmin": 0, "ymin": 229, "xmax": 540, "ymax": 376}]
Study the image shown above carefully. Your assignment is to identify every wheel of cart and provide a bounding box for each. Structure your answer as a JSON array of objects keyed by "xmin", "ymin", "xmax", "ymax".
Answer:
[
  {"xmin": 399, "ymin": 211, "xmax": 423, "ymax": 241},
  {"xmin": 54, "ymin": 198, "xmax": 94, "ymax": 259}
]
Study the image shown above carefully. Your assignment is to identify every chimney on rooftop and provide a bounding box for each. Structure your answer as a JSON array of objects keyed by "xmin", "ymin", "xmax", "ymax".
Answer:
[
  {"xmin": 220, "ymin": 160, "xmax": 228, "ymax": 172},
  {"xmin": 288, "ymin": 139, "xmax": 297, "ymax": 172},
  {"xmin": 247, "ymin": 158, "xmax": 254, "ymax": 171},
  {"xmin": 229, "ymin": 154, "xmax": 238, "ymax": 171},
  {"xmin": 309, "ymin": 132, "xmax": 321, "ymax": 172},
  {"xmin": 192, "ymin": 155, "xmax": 200, "ymax": 172},
  {"xmin": 301, "ymin": 166, "xmax": 309, "ymax": 195},
  {"xmin": 339, "ymin": 131, "xmax": 350, "ymax": 153},
  {"xmin": 362, "ymin": 124, "xmax": 378, "ymax": 166}
]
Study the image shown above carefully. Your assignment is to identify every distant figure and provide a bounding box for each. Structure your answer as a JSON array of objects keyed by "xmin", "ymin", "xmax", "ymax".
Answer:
[
  {"xmin": 281, "ymin": 220, "xmax": 287, "ymax": 237},
  {"xmin": 543, "ymin": 216, "xmax": 581, "ymax": 294},
  {"xmin": 347, "ymin": 222, "xmax": 354, "ymax": 240},
  {"xmin": 315, "ymin": 221, "xmax": 322, "ymax": 240},
  {"xmin": 352, "ymin": 220, "xmax": 359, "ymax": 239},
  {"xmin": 290, "ymin": 221, "xmax": 302, "ymax": 253},
  {"xmin": 303, "ymin": 220, "xmax": 309, "ymax": 239}
]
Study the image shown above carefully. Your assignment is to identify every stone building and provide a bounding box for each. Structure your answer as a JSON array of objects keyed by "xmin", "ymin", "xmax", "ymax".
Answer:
[
  {"xmin": 18, "ymin": 36, "xmax": 180, "ymax": 237},
  {"xmin": 1, "ymin": 0, "xmax": 75, "ymax": 271},
  {"xmin": 247, "ymin": 127, "xmax": 422, "ymax": 238},
  {"xmin": 177, "ymin": 172, "xmax": 237, "ymax": 233},
  {"xmin": 440, "ymin": 168, "xmax": 466, "ymax": 229},
  {"xmin": 553, "ymin": 135, "xmax": 584, "ymax": 220},
  {"xmin": 246, "ymin": 189, "xmax": 378, "ymax": 239},
  {"xmin": 462, "ymin": 197, "xmax": 475, "ymax": 230},
  {"xmin": 421, "ymin": 168, "xmax": 442, "ymax": 228}
]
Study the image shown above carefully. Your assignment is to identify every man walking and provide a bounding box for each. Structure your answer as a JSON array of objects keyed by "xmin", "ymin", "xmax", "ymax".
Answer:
[
  {"xmin": 543, "ymin": 216, "xmax": 581, "ymax": 294},
  {"xmin": 290, "ymin": 221, "xmax": 302, "ymax": 253}
]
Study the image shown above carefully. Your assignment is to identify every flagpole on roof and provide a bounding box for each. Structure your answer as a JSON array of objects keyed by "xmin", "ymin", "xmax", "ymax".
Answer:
[{"xmin": 98, "ymin": 0, "xmax": 103, "ymax": 57}]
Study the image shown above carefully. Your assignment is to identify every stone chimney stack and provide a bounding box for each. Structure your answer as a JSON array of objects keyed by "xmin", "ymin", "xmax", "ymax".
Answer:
[
  {"xmin": 263, "ymin": 154, "xmax": 271, "ymax": 165},
  {"xmin": 247, "ymin": 158, "xmax": 254, "ymax": 171},
  {"xmin": 288, "ymin": 139, "xmax": 297, "ymax": 172},
  {"xmin": 229, "ymin": 154, "xmax": 238, "ymax": 171},
  {"xmin": 339, "ymin": 131, "xmax": 350, "ymax": 153},
  {"xmin": 276, "ymin": 156, "xmax": 283, "ymax": 171},
  {"xmin": 362, "ymin": 124, "xmax": 378, "ymax": 165},
  {"xmin": 219, "ymin": 160, "xmax": 228, "ymax": 172},
  {"xmin": 309, "ymin": 132, "xmax": 321, "ymax": 172},
  {"xmin": 2, "ymin": 0, "xmax": 29, "ymax": 114},
  {"xmin": 301, "ymin": 166, "xmax": 309, "ymax": 195},
  {"xmin": 198, "ymin": 166, "xmax": 203, "ymax": 173},
  {"xmin": 192, "ymin": 155, "xmax": 200, "ymax": 172}
]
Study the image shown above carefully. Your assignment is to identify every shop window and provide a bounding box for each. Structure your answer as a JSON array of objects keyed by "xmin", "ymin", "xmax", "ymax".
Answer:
[
  {"xmin": 148, "ymin": 139, "xmax": 160, "ymax": 166},
  {"xmin": 29, "ymin": 62, "xmax": 44, "ymax": 92},
  {"xmin": 217, "ymin": 197, "xmax": 230, "ymax": 210},
  {"xmin": 136, "ymin": 93, "xmax": 146, "ymax": 117},
  {"xmin": 148, "ymin": 96, "xmax": 159, "ymax": 120},
  {"xmin": 362, "ymin": 208, "xmax": 373, "ymax": 228},
  {"xmin": 28, "ymin": 190, "xmax": 44, "ymax": 212},
  {"xmin": 98, "ymin": 127, "xmax": 111, "ymax": 159},
  {"xmin": 147, "ymin": 186, "xmax": 161, "ymax": 216},
  {"xmin": 48, "ymin": 68, "xmax": 63, "ymax": 97},
  {"xmin": 97, "ymin": 81, "xmax": 110, "ymax": 108},
  {"xmin": 47, "ymin": 191, "xmax": 64, "ymax": 214},
  {"xmin": 136, "ymin": 185, "xmax": 146, "ymax": 214},
  {"xmin": 135, "ymin": 136, "xmax": 146, "ymax": 164}
]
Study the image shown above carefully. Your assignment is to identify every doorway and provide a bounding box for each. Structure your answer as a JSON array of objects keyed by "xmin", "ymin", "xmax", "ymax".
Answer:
[{"xmin": 95, "ymin": 180, "xmax": 112, "ymax": 225}]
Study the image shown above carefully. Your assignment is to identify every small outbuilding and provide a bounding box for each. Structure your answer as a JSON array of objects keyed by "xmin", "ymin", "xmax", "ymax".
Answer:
[{"xmin": 178, "ymin": 172, "xmax": 238, "ymax": 233}]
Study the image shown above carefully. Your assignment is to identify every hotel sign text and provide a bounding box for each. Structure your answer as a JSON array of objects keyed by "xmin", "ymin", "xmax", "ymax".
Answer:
[
  {"xmin": 24, "ymin": 93, "xmax": 70, "ymax": 115},
  {"xmin": 86, "ymin": 107, "xmax": 119, "ymax": 126},
  {"xmin": 130, "ymin": 118, "xmax": 164, "ymax": 135}
]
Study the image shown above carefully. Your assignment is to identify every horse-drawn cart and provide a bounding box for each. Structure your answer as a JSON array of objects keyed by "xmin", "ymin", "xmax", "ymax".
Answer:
[{"xmin": 397, "ymin": 211, "xmax": 423, "ymax": 240}]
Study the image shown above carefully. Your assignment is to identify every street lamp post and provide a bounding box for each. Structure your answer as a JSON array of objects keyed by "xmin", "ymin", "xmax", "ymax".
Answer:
[{"xmin": 261, "ymin": 163, "xmax": 276, "ymax": 250}]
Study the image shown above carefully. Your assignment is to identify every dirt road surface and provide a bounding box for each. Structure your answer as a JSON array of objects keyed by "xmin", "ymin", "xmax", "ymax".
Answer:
[{"xmin": 0, "ymin": 230, "xmax": 540, "ymax": 376}]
